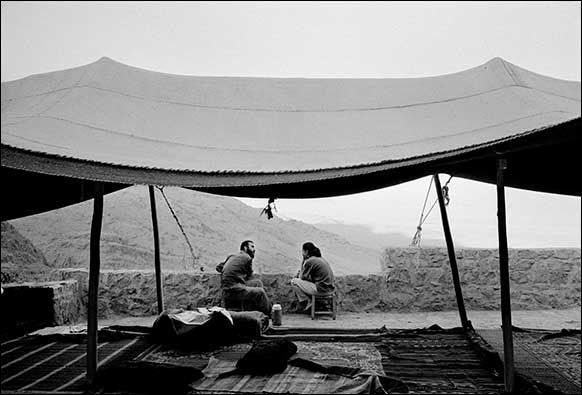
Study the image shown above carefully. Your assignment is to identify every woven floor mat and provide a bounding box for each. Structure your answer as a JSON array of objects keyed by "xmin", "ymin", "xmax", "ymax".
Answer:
[
  {"xmin": 1, "ymin": 335, "xmax": 151, "ymax": 394},
  {"xmin": 378, "ymin": 332, "xmax": 505, "ymax": 394},
  {"xmin": 516, "ymin": 331, "xmax": 581, "ymax": 389},
  {"xmin": 138, "ymin": 340, "xmax": 385, "ymax": 376},
  {"xmin": 478, "ymin": 328, "xmax": 581, "ymax": 395},
  {"xmin": 191, "ymin": 340, "xmax": 396, "ymax": 394}
]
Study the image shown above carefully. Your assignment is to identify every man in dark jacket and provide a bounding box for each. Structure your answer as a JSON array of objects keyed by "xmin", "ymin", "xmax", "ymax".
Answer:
[{"xmin": 217, "ymin": 240, "xmax": 272, "ymax": 316}]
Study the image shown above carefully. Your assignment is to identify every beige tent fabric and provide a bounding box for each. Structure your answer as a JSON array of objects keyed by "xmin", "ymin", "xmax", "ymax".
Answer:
[{"xmin": 1, "ymin": 57, "xmax": 580, "ymax": 195}]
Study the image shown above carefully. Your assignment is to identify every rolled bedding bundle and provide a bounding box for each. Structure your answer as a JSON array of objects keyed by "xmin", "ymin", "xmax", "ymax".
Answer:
[{"xmin": 151, "ymin": 307, "xmax": 269, "ymax": 346}]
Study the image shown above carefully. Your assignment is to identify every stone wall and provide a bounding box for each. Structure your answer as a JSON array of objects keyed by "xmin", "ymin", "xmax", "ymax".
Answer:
[
  {"xmin": 2, "ymin": 280, "xmax": 81, "ymax": 332},
  {"xmin": 50, "ymin": 247, "xmax": 580, "ymax": 319},
  {"xmin": 380, "ymin": 248, "xmax": 581, "ymax": 311}
]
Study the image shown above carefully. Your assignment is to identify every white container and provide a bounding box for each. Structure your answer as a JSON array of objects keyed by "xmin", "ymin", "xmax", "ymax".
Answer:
[{"xmin": 272, "ymin": 303, "xmax": 282, "ymax": 326}]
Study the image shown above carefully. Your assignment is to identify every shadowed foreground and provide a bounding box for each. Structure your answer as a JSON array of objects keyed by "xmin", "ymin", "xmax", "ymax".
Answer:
[{"xmin": 1, "ymin": 310, "xmax": 579, "ymax": 394}]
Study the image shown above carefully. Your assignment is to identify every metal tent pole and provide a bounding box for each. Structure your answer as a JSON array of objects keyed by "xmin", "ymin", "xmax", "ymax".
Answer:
[
  {"xmin": 434, "ymin": 174, "xmax": 470, "ymax": 330},
  {"xmin": 496, "ymin": 159, "xmax": 515, "ymax": 392},
  {"xmin": 87, "ymin": 182, "xmax": 104, "ymax": 385},
  {"xmin": 149, "ymin": 186, "xmax": 164, "ymax": 313}
]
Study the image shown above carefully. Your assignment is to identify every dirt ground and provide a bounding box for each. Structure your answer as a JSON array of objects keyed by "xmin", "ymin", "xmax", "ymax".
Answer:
[
  {"xmin": 99, "ymin": 308, "xmax": 582, "ymax": 331},
  {"xmin": 29, "ymin": 308, "xmax": 580, "ymax": 336},
  {"xmin": 278, "ymin": 308, "xmax": 582, "ymax": 330}
]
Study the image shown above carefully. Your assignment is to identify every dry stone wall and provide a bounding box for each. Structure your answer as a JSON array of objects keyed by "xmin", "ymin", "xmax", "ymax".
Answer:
[
  {"xmin": 49, "ymin": 248, "xmax": 580, "ymax": 320},
  {"xmin": 2, "ymin": 280, "xmax": 81, "ymax": 331},
  {"xmin": 380, "ymin": 248, "xmax": 581, "ymax": 311}
]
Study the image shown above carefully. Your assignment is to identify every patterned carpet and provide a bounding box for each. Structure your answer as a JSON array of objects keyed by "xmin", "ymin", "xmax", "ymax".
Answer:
[
  {"xmin": 378, "ymin": 330, "xmax": 505, "ymax": 394},
  {"xmin": 140, "ymin": 341, "xmax": 385, "ymax": 376},
  {"xmin": 139, "ymin": 341, "xmax": 390, "ymax": 393},
  {"xmin": 515, "ymin": 330, "xmax": 581, "ymax": 390},
  {"xmin": 477, "ymin": 328, "xmax": 581, "ymax": 394},
  {"xmin": 4, "ymin": 327, "xmax": 577, "ymax": 394}
]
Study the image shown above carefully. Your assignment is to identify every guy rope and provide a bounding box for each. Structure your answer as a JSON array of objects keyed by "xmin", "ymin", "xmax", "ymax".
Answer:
[
  {"xmin": 156, "ymin": 186, "xmax": 202, "ymax": 271},
  {"xmin": 411, "ymin": 175, "xmax": 453, "ymax": 247}
]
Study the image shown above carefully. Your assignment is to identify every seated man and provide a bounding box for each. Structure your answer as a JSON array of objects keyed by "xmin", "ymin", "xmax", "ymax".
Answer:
[
  {"xmin": 216, "ymin": 240, "xmax": 272, "ymax": 316},
  {"xmin": 290, "ymin": 242, "xmax": 335, "ymax": 312}
]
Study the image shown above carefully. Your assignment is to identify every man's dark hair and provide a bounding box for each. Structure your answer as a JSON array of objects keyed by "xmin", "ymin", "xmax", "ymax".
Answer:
[
  {"xmin": 240, "ymin": 240, "xmax": 254, "ymax": 251},
  {"xmin": 302, "ymin": 242, "xmax": 321, "ymax": 257}
]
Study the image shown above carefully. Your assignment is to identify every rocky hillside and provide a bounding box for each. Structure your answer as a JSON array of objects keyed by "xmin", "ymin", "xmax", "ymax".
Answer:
[
  {"xmin": 8, "ymin": 186, "xmax": 382, "ymax": 275},
  {"xmin": 1, "ymin": 222, "xmax": 54, "ymax": 283}
]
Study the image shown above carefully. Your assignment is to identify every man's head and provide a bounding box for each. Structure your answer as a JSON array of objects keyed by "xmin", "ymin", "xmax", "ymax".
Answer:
[{"xmin": 240, "ymin": 240, "xmax": 255, "ymax": 259}]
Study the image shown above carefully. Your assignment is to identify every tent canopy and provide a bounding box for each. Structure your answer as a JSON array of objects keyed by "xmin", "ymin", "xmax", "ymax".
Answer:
[{"xmin": 1, "ymin": 57, "xmax": 580, "ymax": 220}]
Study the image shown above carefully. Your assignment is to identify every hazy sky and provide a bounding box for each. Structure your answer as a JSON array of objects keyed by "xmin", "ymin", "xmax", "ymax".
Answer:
[{"xmin": 2, "ymin": 1, "xmax": 580, "ymax": 248}]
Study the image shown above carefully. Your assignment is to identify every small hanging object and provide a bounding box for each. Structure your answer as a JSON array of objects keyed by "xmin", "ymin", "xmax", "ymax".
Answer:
[
  {"xmin": 260, "ymin": 197, "xmax": 277, "ymax": 220},
  {"xmin": 410, "ymin": 226, "xmax": 422, "ymax": 247},
  {"xmin": 442, "ymin": 185, "xmax": 450, "ymax": 206}
]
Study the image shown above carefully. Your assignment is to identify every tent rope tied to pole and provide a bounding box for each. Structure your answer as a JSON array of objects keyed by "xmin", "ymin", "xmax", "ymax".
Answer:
[
  {"xmin": 411, "ymin": 176, "xmax": 453, "ymax": 247},
  {"xmin": 156, "ymin": 186, "xmax": 202, "ymax": 271}
]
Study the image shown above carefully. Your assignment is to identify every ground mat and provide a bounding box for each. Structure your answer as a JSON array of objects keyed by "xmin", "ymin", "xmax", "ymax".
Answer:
[
  {"xmin": 137, "ymin": 340, "xmax": 403, "ymax": 394},
  {"xmin": 478, "ymin": 327, "xmax": 581, "ymax": 395},
  {"xmin": 12, "ymin": 326, "xmax": 572, "ymax": 394},
  {"xmin": 128, "ymin": 326, "xmax": 506, "ymax": 394},
  {"xmin": 1, "ymin": 333, "xmax": 151, "ymax": 394}
]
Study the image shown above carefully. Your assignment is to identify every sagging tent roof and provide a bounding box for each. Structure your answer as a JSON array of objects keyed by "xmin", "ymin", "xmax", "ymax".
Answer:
[{"xmin": 1, "ymin": 57, "xmax": 580, "ymax": 220}]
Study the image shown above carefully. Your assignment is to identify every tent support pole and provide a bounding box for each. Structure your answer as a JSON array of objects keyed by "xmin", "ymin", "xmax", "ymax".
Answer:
[
  {"xmin": 87, "ymin": 182, "xmax": 104, "ymax": 386},
  {"xmin": 434, "ymin": 174, "xmax": 470, "ymax": 331},
  {"xmin": 149, "ymin": 186, "xmax": 164, "ymax": 313},
  {"xmin": 496, "ymin": 159, "xmax": 515, "ymax": 392}
]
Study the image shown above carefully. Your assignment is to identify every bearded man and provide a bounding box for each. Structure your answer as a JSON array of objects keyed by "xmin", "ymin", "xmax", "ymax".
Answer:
[{"xmin": 216, "ymin": 240, "xmax": 272, "ymax": 316}]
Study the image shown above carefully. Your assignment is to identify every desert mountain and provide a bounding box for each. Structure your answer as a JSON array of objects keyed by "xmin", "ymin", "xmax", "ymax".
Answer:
[
  {"xmin": 9, "ymin": 186, "xmax": 382, "ymax": 275},
  {"xmin": 1, "ymin": 222, "xmax": 54, "ymax": 283}
]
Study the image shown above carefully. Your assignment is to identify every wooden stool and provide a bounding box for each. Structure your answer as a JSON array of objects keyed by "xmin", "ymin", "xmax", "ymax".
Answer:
[{"xmin": 311, "ymin": 291, "xmax": 337, "ymax": 320}]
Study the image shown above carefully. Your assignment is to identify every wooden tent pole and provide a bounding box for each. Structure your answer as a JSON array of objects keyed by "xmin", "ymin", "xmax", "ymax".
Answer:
[
  {"xmin": 496, "ymin": 159, "xmax": 515, "ymax": 392},
  {"xmin": 87, "ymin": 182, "xmax": 104, "ymax": 385},
  {"xmin": 433, "ymin": 174, "xmax": 470, "ymax": 330},
  {"xmin": 149, "ymin": 186, "xmax": 164, "ymax": 313}
]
